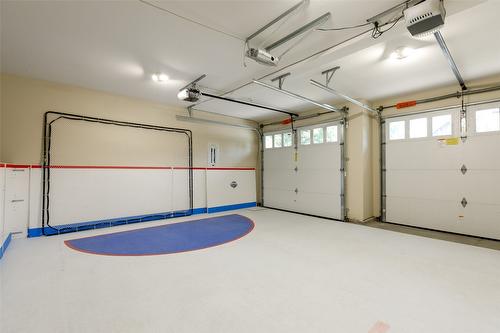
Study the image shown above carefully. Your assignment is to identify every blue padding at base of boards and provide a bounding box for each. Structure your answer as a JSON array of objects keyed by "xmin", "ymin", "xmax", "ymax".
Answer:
[
  {"xmin": 27, "ymin": 204, "xmax": 254, "ymax": 237},
  {"xmin": 0, "ymin": 233, "xmax": 13, "ymax": 261},
  {"xmin": 65, "ymin": 214, "xmax": 254, "ymax": 256},
  {"xmin": 207, "ymin": 202, "xmax": 256, "ymax": 213}
]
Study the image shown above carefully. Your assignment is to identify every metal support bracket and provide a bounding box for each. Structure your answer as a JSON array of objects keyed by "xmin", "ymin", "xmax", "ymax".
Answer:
[
  {"xmin": 179, "ymin": 74, "xmax": 207, "ymax": 92},
  {"xmin": 321, "ymin": 66, "xmax": 340, "ymax": 86},
  {"xmin": 271, "ymin": 72, "xmax": 291, "ymax": 89}
]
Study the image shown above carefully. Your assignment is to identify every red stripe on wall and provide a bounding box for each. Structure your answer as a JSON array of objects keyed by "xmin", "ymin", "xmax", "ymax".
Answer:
[
  {"xmin": 48, "ymin": 165, "xmax": 172, "ymax": 170},
  {"xmin": 6, "ymin": 164, "xmax": 31, "ymax": 168},
  {"xmin": 207, "ymin": 167, "xmax": 255, "ymax": 171},
  {"xmin": 173, "ymin": 167, "xmax": 256, "ymax": 171},
  {"xmin": 173, "ymin": 167, "xmax": 207, "ymax": 170},
  {"xmin": 22, "ymin": 165, "xmax": 255, "ymax": 170}
]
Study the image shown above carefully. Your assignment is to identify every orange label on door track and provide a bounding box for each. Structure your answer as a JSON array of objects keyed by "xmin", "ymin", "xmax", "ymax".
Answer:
[{"xmin": 396, "ymin": 100, "xmax": 417, "ymax": 109}]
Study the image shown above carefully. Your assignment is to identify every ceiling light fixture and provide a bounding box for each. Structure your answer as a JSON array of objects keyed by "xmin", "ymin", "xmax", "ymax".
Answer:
[
  {"xmin": 390, "ymin": 47, "xmax": 414, "ymax": 60},
  {"xmin": 177, "ymin": 87, "xmax": 201, "ymax": 102},
  {"xmin": 152, "ymin": 73, "xmax": 169, "ymax": 83}
]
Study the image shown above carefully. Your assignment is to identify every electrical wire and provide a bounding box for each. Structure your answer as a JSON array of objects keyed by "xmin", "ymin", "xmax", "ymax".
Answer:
[
  {"xmin": 317, "ymin": 13, "xmax": 404, "ymax": 40},
  {"xmin": 371, "ymin": 15, "xmax": 404, "ymax": 39},
  {"xmin": 317, "ymin": 22, "xmax": 373, "ymax": 31},
  {"xmin": 138, "ymin": 0, "xmax": 244, "ymax": 41}
]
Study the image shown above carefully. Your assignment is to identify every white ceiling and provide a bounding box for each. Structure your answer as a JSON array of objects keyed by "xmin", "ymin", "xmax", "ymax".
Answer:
[{"xmin": 1, "ymin": 0, "xmax": 499, "ymax": 121}]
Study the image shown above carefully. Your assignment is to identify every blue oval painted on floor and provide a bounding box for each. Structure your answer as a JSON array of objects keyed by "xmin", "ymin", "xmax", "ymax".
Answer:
[{"xmin": 65, "ymin": 214, "xmax": 254, "ymax": 256}]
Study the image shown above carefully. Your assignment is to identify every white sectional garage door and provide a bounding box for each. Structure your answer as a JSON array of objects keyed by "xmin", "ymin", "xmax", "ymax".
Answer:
[
  {"xmin": 263, "ymin": 121, "xmax": 344, "ymax": 220},
  {"xmin": 383, "ymin": 102, "xmax": 500, "ymax": 240}
]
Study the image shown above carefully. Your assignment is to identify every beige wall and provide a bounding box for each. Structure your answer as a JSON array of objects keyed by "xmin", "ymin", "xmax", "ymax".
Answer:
[
  {"xmin": 0, "ymin": 73, "xmax": 259, "ymax": 169},
  {"xmin": 0, "ymin": 75, "xmax": 3, "ymax": 159},
  {"xmin": 344, "ymin": 106, "xmax": 376, "ymax": 222}
]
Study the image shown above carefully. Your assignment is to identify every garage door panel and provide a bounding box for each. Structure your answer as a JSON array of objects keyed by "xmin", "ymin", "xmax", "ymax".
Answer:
[
  {"xmin": 386, "ymin": 197, "xmax": 463, "ymax": 232},
  {"xmin": 299, "ymin": 145, "xmax": 340, "ymax": 166},
  {"xmin": 264, "ymin": 188, "xmax": 297, "ymax": 212},
  {"xmin": 385, "ymin": 170, "xmax": 462, "ymax": 199},
  {"xmin": 384, "ymin": 108, "xmax": 500, "ymax": 240},
  {"xmin": 296, "ymin": 192, "xmax": 340, "ymax": 218},
  {"xmin": 463, "ymin": 170, "xmax": 500, "ymax": 204},
  {"xmin": 298, "ymin": 183, "xmax": 341, "ymax": 197},
  {"xmin": 264, "ymin": 122, "xmax": 343, "ymax": 220},
  {"xmin": 386, "ymin": 141, "xmax": 463, "ymax": 170},
  {"xmin": 295, "ymin": 136, "xmax": 342, "ymax": 219},
  {"xmin": 460, "ymin": 203, "xmax": 500, "ymax": 239},
  {"xmin": 463, "ymin": 135, "xmax": 500, "ymax": 169},
  {"xmin": 264, "ymin": 169, "xmax": 296, "ymax": 190},
  {"xmin": 296, "ymin": 169, "xmax": 340, "ymax": 194},
  {"xmin": 264, "ymin": 148, "xmax": 295, "ymax": 167}
]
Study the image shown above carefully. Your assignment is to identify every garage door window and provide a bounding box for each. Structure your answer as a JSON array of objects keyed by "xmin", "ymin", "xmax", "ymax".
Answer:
[
  {"xmin": 274, "ymin": 134, "xmax": 282, "ymax": 148},
  {"xmin": 265, "ymin": 135, "xmax": 273, "ymax": 149},
  {"xmin": 283, "ymin": 132, "xmax": 293, "ymax": 147},
  {"xmin": 313, "ymin": 128, "xmax": 324, "ymax": 144},
  {"xmin": 476, "ymin": 108, "xmax": 500, "ymax": 133},
  {"xmin": 409, "ymin": 118, "xmax": 427, "ymax": 138},
  {"xmin": 326, "ymin": 126, "xmax": 338, "ymax": 142},
  {"xmin": 432, "ymin": 114, "xmax": 452, "ymax": 137},
  {"xmin": 300, "ymin": 130, "xmax": 311, "ymax": 145},
  {"xmin": 389, "ymin": 121, "xmax": 405, "ymax": 140}
]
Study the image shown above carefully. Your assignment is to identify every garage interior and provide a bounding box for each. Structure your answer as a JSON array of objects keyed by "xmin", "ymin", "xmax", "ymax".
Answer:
[{"xmin": 1, "ymin": 1, "xmax": 500, "ymax": 332}]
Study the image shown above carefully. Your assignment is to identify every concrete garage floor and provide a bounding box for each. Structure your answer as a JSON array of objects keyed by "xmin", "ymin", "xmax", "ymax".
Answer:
[
  {"xmin": 1, "ymin": 208, "xmax": 500, "ymax": 333},
  {"xmin": 353, "ymin": 219, "xmax": 500, "ymax": 251}
]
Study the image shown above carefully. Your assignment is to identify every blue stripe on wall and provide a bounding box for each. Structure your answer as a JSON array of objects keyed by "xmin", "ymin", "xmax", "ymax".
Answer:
[
  {"xmin": 207, "ymin": 202, "xmax": 257, "ymax": 213},
  {"xmin": 0, "ymin": 233, "xmax": 13, "ymax": 261},
  {"xmin": 27, "ymin": 203, "xmax": 255, "ymax": 237}
]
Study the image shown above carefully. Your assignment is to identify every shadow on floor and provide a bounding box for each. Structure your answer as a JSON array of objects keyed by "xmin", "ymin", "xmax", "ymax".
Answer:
[{"xmin": 350, "ymin": 220, "xmax": 500, "ymax": 251}]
